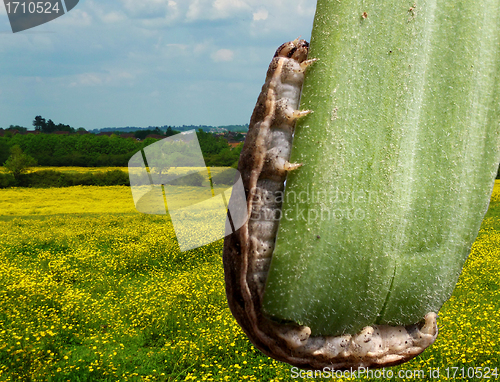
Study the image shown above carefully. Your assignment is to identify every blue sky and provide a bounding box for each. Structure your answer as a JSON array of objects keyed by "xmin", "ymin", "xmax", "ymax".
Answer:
[{"xmin": 0, "ymin": 0, "xmax": 316, "ymax": 130}]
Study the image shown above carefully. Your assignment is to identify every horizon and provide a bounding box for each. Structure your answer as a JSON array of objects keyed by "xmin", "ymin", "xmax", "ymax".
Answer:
[{"xmin": 2, "ymin": 122, "xmax": 249, "ymax": 133}]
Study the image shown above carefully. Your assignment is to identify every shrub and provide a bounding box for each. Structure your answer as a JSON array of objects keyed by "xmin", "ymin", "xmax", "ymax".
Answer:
[
  {"xmin": 165, "ymin": 172, "xmax": 206, "ymax": 187},
  {"xmin": 0, "ymin": 169, "xmax": 130, "ymax": 188},
  {"xmin": 210, "ymin": 168, "xmax": 239, "ymax": 186},
  {"xmin": 0, "ymin": 173, "xmax": 16, "ymax": 188}
]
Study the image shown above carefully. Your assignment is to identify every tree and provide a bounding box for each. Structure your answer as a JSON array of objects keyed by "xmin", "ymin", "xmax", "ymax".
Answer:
[
  {"xmin": 165, "ymin": 126, "xmax": 180, "ymax": 137},
  {"xmin": 56, "ymin": 123, "xmax": 75, "ymax": 133},
  {"xmin": 3, "ymin": 145, "xmax": 37, "ymax": 180},
  {"xmin": 0, "ymin": 138, "xmax": 10, "ymax": 164},
  {"xmin": 46, "ymin": 119, "xmax": 56, "ymax": 133},
  {"xmin": 8, "ymin": 125, "xmax": 27, "ymax": 133},
  {"xmin": 134, "ymin": 129, "xmax": 155, "ymax": 140},
  {"xmin": 33, "ymin": 116, "xmax": 46, "ymax": 131}
]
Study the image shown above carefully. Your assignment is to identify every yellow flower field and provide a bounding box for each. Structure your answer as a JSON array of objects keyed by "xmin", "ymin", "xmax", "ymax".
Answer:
[
  {"xmin": 0, "ymin": 166, "xmax": 233, "ymax": 177},
  {"xmin": 0, "ymin": 186, "xmax": 137, "ymax": 216},
  {"xmin": 0, "ymin": 180, "xmax": 499, "ymax": 381},
  {"xmin": 0, "ymin": 166, "xmax": 129, "ymax": 174}
]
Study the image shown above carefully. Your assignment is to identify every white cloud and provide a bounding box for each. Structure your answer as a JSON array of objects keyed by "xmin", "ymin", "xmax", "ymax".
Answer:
[
  {"xmin": 211, "ymin": 49, "xmax": 234, "ymax": 62},
  {"xmin": 99, "ymin": 11, "xmax": 126, "ymax": 23},
  {"xmin": 107, "ymin": 0, "xmax": 316, "ymax": 31},
  {"xmin": 70, "ymin": 72, "xmax": 103, "ymax": 86},
  {"xmin": 121, "ymin": 0, "xmax": 170, "ymax": 18},
  {"xmin": 51, "ymin": 9, "xmax": 93, "ymax": 27},
  {"xmin": 177, "ymin": 0, "xmax": 251, "ymax": 22},
  {"xmin": 166, "ymin": 43, "xmax": 188, "ymax": 50},
  {"xmin": 166, "ymin": 0, "xmax": 180, "ymax": 20},
  {"xmin": 247, "ymin": 0, "xmax": 316, "ymax": 38},
  {"xmin": 193, "ymin": 42, "xmax": 210, "ymax": 55},
  {"xmin": 213, "ymin": 0, "xmax": 250, "ymax": 16},
  {"xmin": 69, "ymin": 70, "xmax": 135, "ymax": 87},
  {"xmin": 252, "ymin": 9, "xmax": 268, "ymax": 21},
  {"xmin": 186, "ymin": 0, "xmax": 203, "ymax": 21},
  {"xmin": 118, "ymin": 0, "xmax": 183, "ymax": 27}
]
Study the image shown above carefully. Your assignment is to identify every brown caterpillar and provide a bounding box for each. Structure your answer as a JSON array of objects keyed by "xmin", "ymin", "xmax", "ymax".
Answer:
[{"xmin": 222, "ymin": 39, "xmax": 438, "ymax": 370}]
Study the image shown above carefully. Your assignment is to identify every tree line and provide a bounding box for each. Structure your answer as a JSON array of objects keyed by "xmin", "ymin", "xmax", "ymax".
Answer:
[
  {"xmin": 0, "ymin": 130, "xmax": 243, "ymax": 187},
  {"xmin": 32, "ymin": 116, "xmax": 81, "ymax": 134},
  {"xmin": 0, "ymin": 129, "xmax": 242, "ymax": 168}
]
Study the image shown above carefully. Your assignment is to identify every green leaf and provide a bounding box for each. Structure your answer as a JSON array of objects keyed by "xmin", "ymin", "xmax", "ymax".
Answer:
[{"xmin": 262, "ymin": 0, "xmax": 500, "ymax": 336}]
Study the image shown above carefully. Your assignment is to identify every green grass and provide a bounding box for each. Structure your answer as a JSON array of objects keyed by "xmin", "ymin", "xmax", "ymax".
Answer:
[{"xmin": 0, "ymin": 184, "xmax": 499, "ymax": 381}]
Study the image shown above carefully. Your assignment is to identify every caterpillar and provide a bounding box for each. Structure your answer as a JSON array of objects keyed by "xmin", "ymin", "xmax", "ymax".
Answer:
[{"xmin": 222, "ymin": 39, "xmax": 437, "ymax": 370}]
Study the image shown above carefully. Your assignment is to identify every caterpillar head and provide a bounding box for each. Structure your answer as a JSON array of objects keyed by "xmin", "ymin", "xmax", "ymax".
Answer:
[{"xmin": 274, "ymin": 38, "xmax": 309, "ymax": 63}]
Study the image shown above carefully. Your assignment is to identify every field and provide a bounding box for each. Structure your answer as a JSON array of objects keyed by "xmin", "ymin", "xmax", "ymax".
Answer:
[
  {"xmin": 0, "ymin": 167, "xmax": 130, "ymax": 175},
  {"xmin": 0, "ymin": 180, "xmax": 499, "ymax": 381},
  {"xmin": 0, "ymin": 167, "xmax": 233, "ymax": 176}
]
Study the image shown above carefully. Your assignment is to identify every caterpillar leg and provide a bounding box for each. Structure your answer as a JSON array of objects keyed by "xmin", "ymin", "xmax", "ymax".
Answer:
[
  {"xmin": 291, "ymin": 109, "xmax": 313, "ymax": 119},
  {"xmin": 299, "ymin": 58, "xmax": 318, "ymax": 72},
  {"xmin": 275, "ymin": 157, "xmax": 302, "ymax": 172},
  {"xmin": 277, "ymin": 99, "xmax": 313, "ymax": 122}
]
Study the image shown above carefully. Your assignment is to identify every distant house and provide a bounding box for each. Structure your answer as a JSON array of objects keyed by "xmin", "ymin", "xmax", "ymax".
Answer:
[
  {"xmin": 228, "ymin": 142, "xmax": 242, "ymax": 149},
  {"xmin": 0, "ymin": 128, "xmax": 22, "ymax": 136},
  {"xmin": 54, "ymin": 131, "xmax": 70, "ymax": 135},
  {"xmin": 120, "ymin": 133, "xmax": 136, "ymax": 139},
  {"xmin": 25, "ymin": 130, "xmax": 40, "ymax": 135},
  {"xmin": 97, "ymin": 131, "xmax": 114, "ymax": 136}
]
